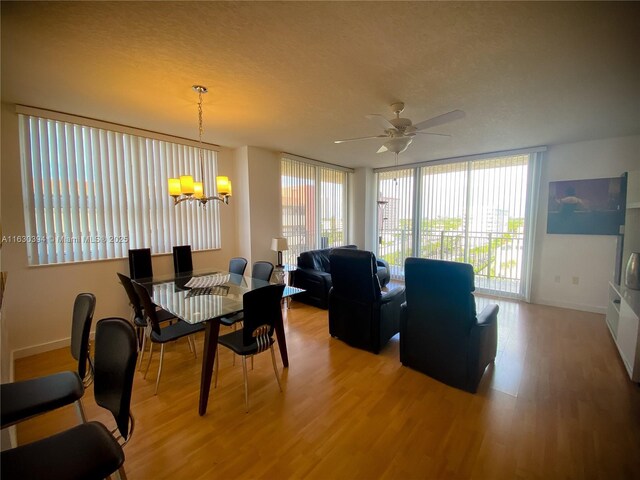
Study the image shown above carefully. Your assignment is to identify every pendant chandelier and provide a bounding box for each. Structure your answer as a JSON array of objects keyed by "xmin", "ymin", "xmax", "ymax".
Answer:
[{"xmin": 168, "ymin": 85, "xmax": 232, "ymax": 205}]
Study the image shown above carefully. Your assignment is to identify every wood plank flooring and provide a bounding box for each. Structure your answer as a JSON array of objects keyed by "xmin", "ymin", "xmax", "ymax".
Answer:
[{"xmin": 11, "ymin": 297, "xmax": 640, "ymax": 479}]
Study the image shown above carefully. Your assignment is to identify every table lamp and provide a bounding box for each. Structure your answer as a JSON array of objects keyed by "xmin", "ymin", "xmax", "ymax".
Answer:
[{"xmin": 271, "ymin": 237, "xmax": 288, "ymax": 267}]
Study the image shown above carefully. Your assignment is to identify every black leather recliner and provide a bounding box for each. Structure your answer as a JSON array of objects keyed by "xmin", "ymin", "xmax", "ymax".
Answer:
[
  {"xmin": 293, "ymin": 245, "xmax": 391, "ymax": 309},
  {"xmin": 400, "ymin": 257, "xmax": 498, "ymax": 393},
  {"xmin": 328, "ymin": 248, "xmax": 405, "ymax": 354}
]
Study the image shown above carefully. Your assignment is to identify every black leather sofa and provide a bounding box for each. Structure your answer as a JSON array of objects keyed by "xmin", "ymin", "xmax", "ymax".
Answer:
[
  {"xmin": 400, "ymin": 257, "xmax": 498, "ymax": 393},
  {"xmin": 293, "ymin": 245, "xmax": 391, "ymax": 309}
]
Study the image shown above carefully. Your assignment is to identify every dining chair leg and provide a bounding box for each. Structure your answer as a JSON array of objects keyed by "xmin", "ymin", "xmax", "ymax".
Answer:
[
  {"xmin": 143, "ymin": 343, "xmax": 154, "ymax": 379},
  {"xmin": 270, "ymin": 345, "xmax": 283, "ymax": 392},
  {"xmin": 74, "ymin": 398, "xmax": 87, "ymax": 423},
  {"xmin": 242, "ymin": 356, "xmax": 249, "ymax": 413},
  {"xmin": 189, "ymin": 335, "xmax": 197, "ymax": 359},
  {"xmin": 138, "ymin": 332, "xmax": 148, "ymax": 370},
  {"xmin": 186, "ymin": 335, "xmax": 194, "ymax": 353},
  {"xmin": 113, "ymin": 465, "xmax": 128, "ymax": 480},
  {"xmin": 155, "ymin": 344, "xmax": 165, "ymax": 395},
  {"xmin": 214, "ymin": 345, "xmax": 219, "ymax": 389}
]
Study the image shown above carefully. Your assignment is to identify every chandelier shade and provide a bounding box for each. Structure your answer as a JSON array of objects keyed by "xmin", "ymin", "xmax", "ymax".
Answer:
[{"xmin": 168, "ymin": 85, "xmax": 232, "ymax": 206}]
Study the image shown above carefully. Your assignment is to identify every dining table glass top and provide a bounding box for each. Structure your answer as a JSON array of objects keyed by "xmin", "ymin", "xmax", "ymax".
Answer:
[{"xmin": 130, "ymin": 269, "xmax": 303, "ymax": 325}]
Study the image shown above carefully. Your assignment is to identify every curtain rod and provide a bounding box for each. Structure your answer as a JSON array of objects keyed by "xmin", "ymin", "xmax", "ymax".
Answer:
[
  {"xmin": 16, "ymin": 104, "xmax": 220, "ymax": 152},
  {"xmin": 280, "ymin": 152, "xmax": 354, "ymax": 173},
  {"xmin": 374, "ymin": 146, "xmax": 547, "ymax": 173}
]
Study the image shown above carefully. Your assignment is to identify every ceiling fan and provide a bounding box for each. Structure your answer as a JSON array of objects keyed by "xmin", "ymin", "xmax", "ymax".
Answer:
[{"xmin": 334, "ymin": 102, "xmax": 465, "ymax": 154}]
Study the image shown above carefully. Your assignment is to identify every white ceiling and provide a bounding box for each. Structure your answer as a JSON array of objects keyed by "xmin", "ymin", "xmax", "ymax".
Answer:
[{"xmin": 2, "ymin": 1, "xmax": 639, "ymax": 169}]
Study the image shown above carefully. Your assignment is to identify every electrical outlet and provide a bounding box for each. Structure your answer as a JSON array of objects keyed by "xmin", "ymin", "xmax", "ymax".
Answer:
[
  {"xmin": 554, "ymin": 275, "xmax": 561, "ymax": 283},
  {"xmin": 572, "ymin": 276, "xmax": 579, "ymax": 285}
]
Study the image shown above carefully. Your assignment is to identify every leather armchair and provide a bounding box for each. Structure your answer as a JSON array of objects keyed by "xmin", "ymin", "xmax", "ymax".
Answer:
[
  {"xmin": 328, "ymin": 248, "xmax": 405, "ymax": 353},
  {"xmin": 294, "ymin": 245, "xmax": 390, "ymax": 309},
  {"xmin": 400, "ymin": 257, "xmax": 498, "ymax": 393}
]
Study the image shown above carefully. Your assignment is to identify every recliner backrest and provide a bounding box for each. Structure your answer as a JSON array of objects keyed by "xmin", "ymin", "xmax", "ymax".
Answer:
[
  {"xmin": 329, "ymin": 248, "xmax": 381, "ymax": 303},
  {"xmin": 404, "ymin": 257, "xmax": 477, "ymax": 336},
  {"xmin": 241, "ymin": 284, "xmax": 285, "ymax": 347},
  {"xmin": 70, "ymin": 293, "xmax": 96, "ymax": 381},
  {"xmin": 94, "ymin": 317, "xmax": 137, "ymax": 440}
]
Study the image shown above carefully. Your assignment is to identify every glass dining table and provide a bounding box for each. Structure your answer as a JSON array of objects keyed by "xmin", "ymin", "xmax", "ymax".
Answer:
[{"xmin": 130, "ymin": 269, "xmax": 304, "ymax": 416}]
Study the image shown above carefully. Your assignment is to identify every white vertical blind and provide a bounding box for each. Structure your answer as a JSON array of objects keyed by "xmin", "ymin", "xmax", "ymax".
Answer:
[
  {"xmin": 280, "ymin": 156, "xmax": 350, "ymax": 265},
  {"xmin": 376, "ymin": 152, "xmax": 537, "ymax": 298},
  {"xmin": 19, "ymin": 114, "xmax": 221, "ymax": 265}
]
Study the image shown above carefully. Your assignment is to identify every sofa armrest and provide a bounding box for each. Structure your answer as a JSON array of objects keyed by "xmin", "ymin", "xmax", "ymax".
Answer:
[
  {"xmin": 476, "ymin": 304, "xmax": 499, "ymax": 326},
  {"xmin": 381, "ymin": 285, "xmax": 405, "ymax": 305}
]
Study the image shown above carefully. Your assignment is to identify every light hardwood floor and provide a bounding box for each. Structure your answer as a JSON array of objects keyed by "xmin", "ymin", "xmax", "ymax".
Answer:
[{"xmin": 12, "ymin": 297, "xmax": 640, "ymax": 479}]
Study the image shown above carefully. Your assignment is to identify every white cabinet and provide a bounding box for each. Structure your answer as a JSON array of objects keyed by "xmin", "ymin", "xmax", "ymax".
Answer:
[{"xmin": 606, "ymin": 282, "xmax": 640, "ymax": 381}]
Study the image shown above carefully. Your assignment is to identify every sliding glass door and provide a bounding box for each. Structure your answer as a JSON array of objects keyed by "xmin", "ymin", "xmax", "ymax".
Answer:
[{"xmin": 376, "ymin": 151, "xmax": 540, "ymax": 299}]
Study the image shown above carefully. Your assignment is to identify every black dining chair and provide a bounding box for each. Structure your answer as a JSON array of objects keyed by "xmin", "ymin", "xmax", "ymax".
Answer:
[
  {"xmin": 229, "ymin": 257, "xmax": 248, "ymax": 276},
  {"xmin": 117, "ymin": 272, "xmax": 177, "ymax": 362},
  {"xmin": 1, "ymin": 317, "xmax": 137, "ymax": 480},
  {"xmin": 215, "ymin": 284, "xmax": 285, "ymax": 412},
  {"xmin": 1, "ymin": 293, "xmax": 96, "ymax": 428},
  {"xmin": 173, "ymin": 245, "xmax": 193, "ymax": 275},
  {"xmin": 132, "ymin": 282, "xmax": 205, "ymax": 394},
  {"xmin": 128, "ymin": 248, "xmax": 153, "ymax": 280}
]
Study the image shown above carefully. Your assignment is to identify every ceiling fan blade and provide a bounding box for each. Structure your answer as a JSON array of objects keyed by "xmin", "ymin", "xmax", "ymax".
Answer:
[
  {"xmin": 377, "ymin": 145, "xmax": 389, "ymax": 153},
  {"xmin": 334, "ymin": 134, "xmax": 387, "ymax": 144},
  {"xmin": 414, "ymin": 131, "xmax": 452, "ymax": 138},
  {"xmin": 413, "ymin": 110, "xmax": 466, "ymax": 131},
  {"xmin": 365, "ymin": 114, "xmax": 395, "ymax": 131}
]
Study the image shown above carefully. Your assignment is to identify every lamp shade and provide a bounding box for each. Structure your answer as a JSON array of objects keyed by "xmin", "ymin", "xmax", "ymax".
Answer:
[
  {"xmin": 180, "ymin": 175, "xmax": 194, "ymax": 195},
  {"xmin": 216, "ymin": 176, "xmax": 231, "ymax": 196},
  {"xmin": 193, "ymin": 182, "xmax": 204, "ymax": 199},
  {"xmin": 271, "ymin": 237, "xmax": 289, "ymax": 252},
  {"xmin": 168, "ymin": 178, "xmax": 181, "ymax": 196}
]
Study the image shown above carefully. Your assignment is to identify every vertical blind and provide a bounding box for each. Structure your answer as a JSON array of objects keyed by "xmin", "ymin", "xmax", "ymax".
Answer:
[
  {"xmin": 377, "ymin": 152, "xmax": 539, "ymax": 298},
  {"xmin": 280, "ymin": 156, "xmax": 350, "ymax": 265},
  {"xmin": 19, "ymin": 114, "xmax": 221, "ymax": 265}
]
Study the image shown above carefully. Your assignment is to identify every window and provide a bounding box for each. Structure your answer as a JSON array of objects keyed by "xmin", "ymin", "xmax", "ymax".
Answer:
[
  {"xmin": 19, "ymin": 113, "xmax": 221, "ymax": 265},
  {"xmin": 280, "ymin": 155, "xmax": 351, "ymax": 265},
  {"xmin": 376, "ymin": 150, "xmax": 543, "ymax": 299}
]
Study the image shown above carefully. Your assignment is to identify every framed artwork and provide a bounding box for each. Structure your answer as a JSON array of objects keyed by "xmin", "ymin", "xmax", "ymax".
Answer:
[{"xmin": 547, "ymin": 176, "xmax": 626, "ymax": 235}]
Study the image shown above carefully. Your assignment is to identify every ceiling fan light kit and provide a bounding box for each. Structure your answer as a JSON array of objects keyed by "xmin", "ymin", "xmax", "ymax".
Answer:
[{"xmin": 334, "ymin": 101, "xmax": 465, "ymax": 162}]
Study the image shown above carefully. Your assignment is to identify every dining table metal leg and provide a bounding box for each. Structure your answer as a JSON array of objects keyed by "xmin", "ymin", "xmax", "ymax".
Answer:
[{"xmin": 199, "ymin": 320, "xmax": 221, "ymax": 416}]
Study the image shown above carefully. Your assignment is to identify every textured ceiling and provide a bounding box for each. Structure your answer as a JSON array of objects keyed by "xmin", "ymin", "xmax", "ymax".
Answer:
[{"xmin": 2, "ymin": 1, "xmax": 639, "ymax": 169}]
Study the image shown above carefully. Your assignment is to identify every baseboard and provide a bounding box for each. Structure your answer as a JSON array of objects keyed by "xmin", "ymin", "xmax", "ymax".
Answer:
[
  {"xmin": 12, "ymin": 337, "xmax": 71, "ymax": 359},
  {"xmin": 534, "ymin": 298, "xmax": 606, "ymax": 315}
]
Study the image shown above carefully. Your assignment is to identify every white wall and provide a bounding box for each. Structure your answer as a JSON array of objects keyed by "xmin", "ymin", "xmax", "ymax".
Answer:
[
  {"xmin": 530, "ymin": 135, "xmax": 640, "ymax": 313},
  {"xmin": 0, "ymin": 102, "xmax": 239, "ymax": 357},
  {"xmin": 351, "ymin": 167, "xmax": 376, "ymax": 251}
]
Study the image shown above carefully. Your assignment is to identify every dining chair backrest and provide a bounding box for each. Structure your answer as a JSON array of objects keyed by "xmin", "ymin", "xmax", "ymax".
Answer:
[
  {"xmin": 131, "ymin": 282, "xmax": 162, "ymax": 336},
  {"xmin": 117, "ymin": 272, "xmax": 143, "ymax": 319},
  {"xmin": 94, "ymin": 317, "xmax": 138, "ymax": 441},
  {"xmin": 229, "ymin": 257, "xmax": 248, "ymax": 276},
  {"xmin": 173, "ymin": 245, "xmax": 193, "ymax": 275},
  {"xmin": 129, "ymin": 248, "xmax": 153, "ymax": 280},
  {"xmin": 241, "ymin": 284, "xmax": 285, "ymax": 347},
  {"xmin": 70, "ymin": 293, "xmax": 96, "ymax": 381},
  {"xmin": 251, "ymin": 261, "xmax": 274, "ymax": 282}
]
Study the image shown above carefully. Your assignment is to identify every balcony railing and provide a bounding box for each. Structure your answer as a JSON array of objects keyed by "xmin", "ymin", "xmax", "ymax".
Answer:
[{"xmin": 378, "ymin": 229, "xmax": 524, "ymax": 294}]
